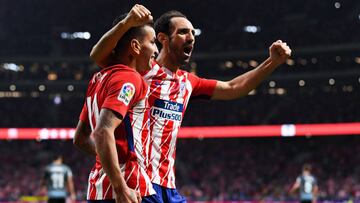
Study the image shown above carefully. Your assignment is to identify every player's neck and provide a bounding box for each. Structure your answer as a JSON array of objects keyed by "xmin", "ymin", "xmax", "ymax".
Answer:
[
  {"xmin": 114, "ymin": 56, "xmax": 136, "ymax": 70},
  {"xmin": 54, "ymin": 160, "xmax": 62, "ymax": 165},
  {"xmin": 156, "ymin": 52, "xmax": 179, "ymax": 73}
]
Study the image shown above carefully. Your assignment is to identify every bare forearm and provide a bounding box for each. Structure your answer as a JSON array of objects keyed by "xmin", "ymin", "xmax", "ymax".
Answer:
[
  {"xmin": 67, "ymin": 178, "xmax": 76, "ymax": 198},
  {"xmin": 90, "ymin": 20, "xmax": 131, "ymax": 67},
  {"xmin": 94, "ymin": 129, "xmax": 127, "ymax": 192},
  {"xmin": 213, "ymin": 57, "xmax": 278, "ymax": 100},
  {"xmin": 75, "ymin": 138, "xmax": 97, "ymax": 156},
  {"xmin": 74, "ymin": 121, "xmax": 96, "ymax": 156},
  {"xmin": 229, "ymin": 57, "xmax": 277, "ymax": 93}
]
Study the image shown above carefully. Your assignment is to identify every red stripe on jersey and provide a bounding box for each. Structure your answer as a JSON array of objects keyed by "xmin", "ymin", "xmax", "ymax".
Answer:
[{"xmin": 102, "ymin": 176, "xmax": 112, "ymax": 198}]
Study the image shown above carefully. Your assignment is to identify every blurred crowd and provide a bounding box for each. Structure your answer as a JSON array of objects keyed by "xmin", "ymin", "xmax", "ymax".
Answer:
[
  {"xmin": 0, "ymin": 140, "xmax": 93, "ymax": 201},
  {"xmin": 0, "ymin": 136, "xmax": 359, "ymax": 201},
  {"xmin": 176, "ymin": 136, "xmax": 360, "ymax": 201}
]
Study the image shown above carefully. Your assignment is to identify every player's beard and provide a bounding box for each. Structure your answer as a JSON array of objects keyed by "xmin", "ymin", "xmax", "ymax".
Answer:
[{"xmin": 169, "ymin": 41, "xmax": 191, "ymax": 66}]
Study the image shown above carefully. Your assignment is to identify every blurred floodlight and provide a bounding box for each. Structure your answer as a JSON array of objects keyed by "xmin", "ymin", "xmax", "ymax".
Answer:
[
  {"xmin": 9, "ymin": 85, "xmax": 16, "ymax": 91},
  {"xmin": 249, "ymin": 60, "xmax": 258, "ymax": 68},
  {"xmin": 311, "ymin": 57, "xmax": 318, "ymax": 64},
  {"xmin": 335, "ymin": 56, "xmax": 341, "ymax": 62},
  {"xmin": 54, "ymin": 95, "xmax": 62, "ymax": 105},
  {"xmin": 269, "ymin": 81, "xmax": 276, "ymax": 87},
  {"xmin": 276, "ymin": 88, "xmax": 286, "ymax": 95},
  {"xmin": 67, "ymin": 85, "xmax": 74, "ymax": 92},
  {"xmin": 286, "ymin": 59, "xmax": 295, "ymax": 66},
  {"xmin": 2, "ymin": 63, "xmax": 22, "ymax": 72},
  {"xmin": 334, "ymin": 2, "xmax": 341, "ymax": 9},
  {"xmin": 244, "ymin": 25, "xmax": 261, "ymax": 33},
  {"xmin": 194, "ymin": 28, "xmax": 202, "ymax": 36},
  {"xmin": 39, "ymin": 85, "xmax": 46, "ymax": 91},
  {"xmin": 224, "ymin": 61, "xmax": 234, "ymax": 69},
  {"xmin": 355, "ymin": 57, "xmax": 360, "ymax": 64},
  {"xmin": 60, "ymin": 32, "xmax": 91, "ymax": 40},
  {"xmin": 299, "ymin": 80, "xmax": 305, "ymax": 87}
]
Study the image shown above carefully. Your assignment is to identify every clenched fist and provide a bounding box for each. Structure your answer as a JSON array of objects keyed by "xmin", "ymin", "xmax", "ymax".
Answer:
[
  {"xmin": 269, "ymin": 40, "xmax": 292, "ymax": 66},
  {"xmin": 124, "ymin": 4, "xmax": 153, "ymax": 27}
]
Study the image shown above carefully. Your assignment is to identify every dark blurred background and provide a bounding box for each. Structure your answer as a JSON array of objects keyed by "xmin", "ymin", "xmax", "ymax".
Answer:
[{"xmin": 0, "ymin": 0, "xmax": 359, "ymax": 202}]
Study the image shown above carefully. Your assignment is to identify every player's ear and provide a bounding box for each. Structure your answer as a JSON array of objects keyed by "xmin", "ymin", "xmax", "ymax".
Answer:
[
  {"xmin": 157, "ymin": 32, "xmax": 169, "ymax": 48},
  {"xmin": 131, "ymin": 39, "xmax": 141, "ymax": 55}
]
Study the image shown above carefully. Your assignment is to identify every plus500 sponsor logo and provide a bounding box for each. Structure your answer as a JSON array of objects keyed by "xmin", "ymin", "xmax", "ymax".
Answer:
[{"xmin": 151, "ymin": 99, "xmax": 183, "ymax": 121}]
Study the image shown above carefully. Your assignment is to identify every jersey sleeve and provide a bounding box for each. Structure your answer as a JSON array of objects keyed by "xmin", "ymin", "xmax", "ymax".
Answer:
[
  {"xmin": 313, "ymin": 176, "xmax": 318, "ymax": 186},
  {"xmin": 102, "ymin": 71, "xmax": 144, "ymax": 118},
  {"xmin": 188, "ymin": 72, "xmax": 217, "ymax": 100},
  {"xmin": 66, "ymin": 166, "xmax": 73, "ymax": 177},
  {"xmin": 79, "ymin": 102, "xmax": 89, "ymax": 124}
]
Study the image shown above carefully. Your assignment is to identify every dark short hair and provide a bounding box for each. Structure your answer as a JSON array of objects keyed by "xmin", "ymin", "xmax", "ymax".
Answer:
[
  {"xmin": 303, "ymin": 164, "xmax": 312, "ymax": 172},
  {"xmin": 154, "ymin": 10, "xmax": 187, "ymax": 49},
  {"xmin": 50, "ymin": 152, "xmax": 63, "ymax": 161},
  {"xmin": 112, "ymin": 13, "xmax": 154, "ymax": 55}
]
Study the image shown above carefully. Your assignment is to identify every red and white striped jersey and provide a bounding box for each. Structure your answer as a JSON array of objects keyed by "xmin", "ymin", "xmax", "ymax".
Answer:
[
  {"xmin": 79, "ymin": 64, "xmax": 156, "ymax": 199},
  {"xmin": 142, "ymin": 61, "xmax": 217, "ymax": 188}
]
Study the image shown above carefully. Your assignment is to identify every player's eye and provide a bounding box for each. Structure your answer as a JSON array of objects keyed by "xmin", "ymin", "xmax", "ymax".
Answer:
[{"xmin": 178, "ymin": 29, "xmax": 188, "ymax": 35}]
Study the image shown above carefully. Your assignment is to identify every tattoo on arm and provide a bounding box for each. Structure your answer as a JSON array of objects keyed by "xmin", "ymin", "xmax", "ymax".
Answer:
[{"xmin": 97, "ymin": 109, "xmax": 123, "ymax": 129}]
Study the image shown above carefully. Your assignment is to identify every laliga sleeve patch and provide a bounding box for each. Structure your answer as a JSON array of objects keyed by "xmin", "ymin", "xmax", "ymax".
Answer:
[{"xmin": 117, "ymin": 83, "xmax": 136, "ymax": 106}]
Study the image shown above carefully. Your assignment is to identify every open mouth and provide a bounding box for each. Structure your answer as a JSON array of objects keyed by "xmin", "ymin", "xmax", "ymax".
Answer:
[{"xmin": 183, "ymin": 46, "xmax": 193, "ymax": 56}]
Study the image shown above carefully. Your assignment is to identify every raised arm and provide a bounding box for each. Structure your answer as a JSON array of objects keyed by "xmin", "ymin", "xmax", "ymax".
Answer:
[
  {"xmin": 93, "ymin": 108, "xmax": 141, "ymax": 203},
  {"xmin": 211, "ymin": 40, "xmax": 291, "ymax": 100},
  {"xmin": 90, "ymin": 4, "xmax": 153, "ymax": 67}
]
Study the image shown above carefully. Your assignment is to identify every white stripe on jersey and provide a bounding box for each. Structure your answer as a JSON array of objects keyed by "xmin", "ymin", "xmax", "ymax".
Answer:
[
  {"xmin": 125, "ymin": 163, "xmax": 135, "ymax": 183},
  {"xmin": 131, "ymin": 98, "xmax": 149, "ymax": 169},
  {"xmin": 95, "ymin": 169, "xmax": 106, "ymax": 199},
  {"xmin": 86, "ymin": 170, "xmax": 95, "ymax": 199},
  {"xmin": 86, "ymin": 94, "xmax": 100, "ymax": 131},
  {"xmin": 141, "ymin": 167, "xmax": 152, "ymax": 195},
  {"xmin": 86, "ymin": 97, "xmax": 94, "ymax": 131},
  {"xmin": 87, "ymin": 168, "xmax": 102, "ymax": 199},
  {"xmin": 93, "ymin": 94, "xmax": 100, "ymax": 126},
  {"xmin": 161, "ymin": 128, "xmax": 177, "ymax": 188}
]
